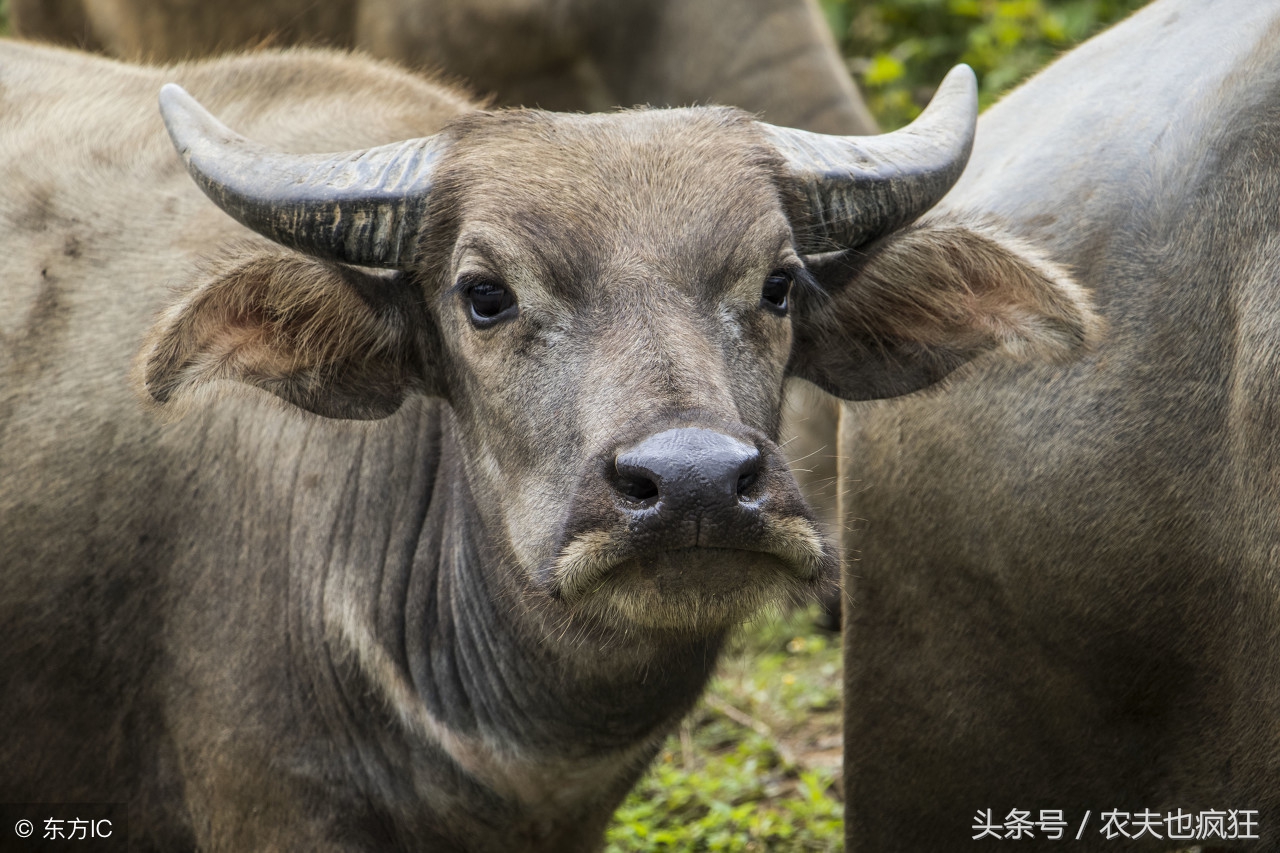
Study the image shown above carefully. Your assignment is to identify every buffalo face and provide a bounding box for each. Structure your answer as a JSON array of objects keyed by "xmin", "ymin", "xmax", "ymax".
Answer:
[{"xmin": 417, "ymin": 108, "xmax": 833, "ymax": 630}]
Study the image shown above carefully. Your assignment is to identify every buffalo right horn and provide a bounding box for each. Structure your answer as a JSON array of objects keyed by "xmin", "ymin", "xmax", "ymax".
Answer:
[
  {"xmin": 763, "ymin": 64, "xmax": 978, "ymax": 254},
  {"xmin": 159, "ymin": 84, "xmax": 447, "ymax": 269}
]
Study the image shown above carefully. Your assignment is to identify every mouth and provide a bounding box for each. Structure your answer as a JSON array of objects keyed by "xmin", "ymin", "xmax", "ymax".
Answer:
[{"xmin": 548, "ymin": 519, "xmax": 836, "ymax": 631}]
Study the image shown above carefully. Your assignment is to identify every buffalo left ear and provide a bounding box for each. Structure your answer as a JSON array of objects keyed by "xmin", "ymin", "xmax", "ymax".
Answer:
[
  {"xmin": 788, "ymin": 220, "xmax": 1101, "ymax": 400},
  {"xmin": 137, "ymin": 250, "xmax": 435, "ymax": 420}
]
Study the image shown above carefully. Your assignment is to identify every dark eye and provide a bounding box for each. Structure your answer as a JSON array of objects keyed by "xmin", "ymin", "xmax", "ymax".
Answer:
[
  {"xmin": 462, "ymin": 277, "xmax": 517, "ymax": 328},
  {"xmin": 760, "ymin": 269, "xmax": 792, "ymax": 315}
]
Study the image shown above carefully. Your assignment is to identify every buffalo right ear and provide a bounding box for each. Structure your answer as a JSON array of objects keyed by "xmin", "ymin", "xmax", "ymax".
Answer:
[
  {"xmin": 137, "ymin": 250, "xmax": 437, "ymax": 419},
  {"xmin": 788, "ymin": 220, "xmax": 1102, "ymax": 400}
]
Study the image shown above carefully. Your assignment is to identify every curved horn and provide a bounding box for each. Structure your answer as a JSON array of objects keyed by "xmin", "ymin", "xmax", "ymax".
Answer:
[
  {"xmin": 763, "ymin": 65, "xmax": 978, "ymax": 254},
  {"xmin": 158, "ymin": 84, "xmax": 447, "ymax": 269}
]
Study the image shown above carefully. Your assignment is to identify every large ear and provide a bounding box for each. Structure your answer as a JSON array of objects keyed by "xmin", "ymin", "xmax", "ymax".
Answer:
[
  {"xmin": 789, "ymin": 220, "xmax": 1101, "ymax": 400},
  {"xmin": 137, "ymin": 250, "xmax": 436, "ymax": 419}
]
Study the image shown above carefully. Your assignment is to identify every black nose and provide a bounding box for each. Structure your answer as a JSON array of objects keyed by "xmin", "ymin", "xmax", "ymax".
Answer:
[{"xmin": 613, "ymin": 428, "xmax": 761, "ymax": 510}]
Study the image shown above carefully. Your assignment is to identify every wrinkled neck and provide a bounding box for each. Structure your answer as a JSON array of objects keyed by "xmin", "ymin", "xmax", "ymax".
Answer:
[{"xmin": 321, "ymin": 404, "xmax": 722, "ymax": 781}]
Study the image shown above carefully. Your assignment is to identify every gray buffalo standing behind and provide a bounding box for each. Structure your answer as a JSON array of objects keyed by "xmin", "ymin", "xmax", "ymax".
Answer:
[
  {"xmin": 839, "ymin": 0, "xmax": 1280, "ymax": 849},
  {"xmin": 0, "ymin": 38, "xmax": 1092, "ymax": 853},
  {"xmin": 9, "ymin": 0, "xmax": 878, "ymax": 134}
]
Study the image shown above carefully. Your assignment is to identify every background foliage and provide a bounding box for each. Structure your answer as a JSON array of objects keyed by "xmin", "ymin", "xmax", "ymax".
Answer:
[
  {"xmin": 824, "ymin": 0, "xmax": 1150, "ymax": 127},
  {"xmin": 605, "ymin": 608, "xmax": 844, "ymax": 852}
]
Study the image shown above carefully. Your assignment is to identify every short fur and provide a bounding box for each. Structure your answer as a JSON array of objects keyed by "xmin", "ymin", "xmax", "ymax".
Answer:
[{"xmin": 9, "ymin": 0, "xmax": 877, "ymax": 135}]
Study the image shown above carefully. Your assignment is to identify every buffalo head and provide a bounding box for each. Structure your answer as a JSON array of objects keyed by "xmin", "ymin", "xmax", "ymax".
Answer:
[{"xmin": 139, "ymin": 66, "xmax": 1097, "ymax": 634}]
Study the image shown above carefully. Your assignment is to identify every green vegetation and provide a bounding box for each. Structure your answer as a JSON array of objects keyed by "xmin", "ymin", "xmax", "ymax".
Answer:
[
  {"xmin": 0, "ymin": 0, "xmax": 9, "ymax": 37},
  {"xmin": 823, "ymin": 0, "xmax": 1151, "ymax": 127},
  {"xmin": 606, "ymin": 608, "xmax": 844, "ymax": 852}
]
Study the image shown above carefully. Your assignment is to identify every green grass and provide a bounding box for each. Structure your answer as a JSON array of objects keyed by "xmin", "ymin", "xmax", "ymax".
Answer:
[{"xmin": 606, "ymin": 608, "xmax": 844, "ymax": 852}]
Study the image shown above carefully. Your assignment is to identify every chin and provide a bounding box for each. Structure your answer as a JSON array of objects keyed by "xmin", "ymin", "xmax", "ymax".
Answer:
[{"xmin": 565, "ymin": 548, "xmax": 821, "ymax": 634}]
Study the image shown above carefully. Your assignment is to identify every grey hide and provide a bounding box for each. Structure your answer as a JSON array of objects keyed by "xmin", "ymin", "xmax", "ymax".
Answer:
[{"xmin": 840, "ymin": 0, "xmax": 1280, "ymax": 849}]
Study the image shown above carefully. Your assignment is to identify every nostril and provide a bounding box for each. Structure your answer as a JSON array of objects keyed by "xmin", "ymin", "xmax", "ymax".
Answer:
[
  {"xmin": 615, "ymin": 471, "xmax": 660, "ymax": 504},
  {"xmin": 736, "ymin": 470, "xmax": 758, "ymax": 497}
]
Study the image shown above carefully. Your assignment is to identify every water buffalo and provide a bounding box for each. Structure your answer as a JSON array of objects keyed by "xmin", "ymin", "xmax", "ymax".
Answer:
[
  {"xmin": 839, "ymin": 0, "xmax": 1280, "ymax": 849},
  {"xmin": 8, "ymin": 0, "xmax": 871, "ymax": 619},
  {"xmin": 9, "ymin": 0, "xmax": 878, "ymax": 134},
  {"xmin": 0, "ymin": 41, "xmax": 1092, "ymax": 853}
]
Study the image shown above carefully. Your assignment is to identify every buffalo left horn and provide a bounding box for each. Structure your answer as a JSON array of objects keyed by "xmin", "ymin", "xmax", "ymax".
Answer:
[
  {"xmin": 159, "ymin": 84, "xmax": 447, "ymax": 269},
  {"xmin": 762, "ymin": 64, "xmax": 978, "ymax": 254}
]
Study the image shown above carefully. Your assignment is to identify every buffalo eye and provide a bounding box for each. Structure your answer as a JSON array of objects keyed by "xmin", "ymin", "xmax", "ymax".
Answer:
[
  {"xmin": 760, "ymin": 269, "xmax": 793, "ymax": 316},
  {"xmin": 461, "ymin": 276, "xmax": 518, "ymax": 328}
]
